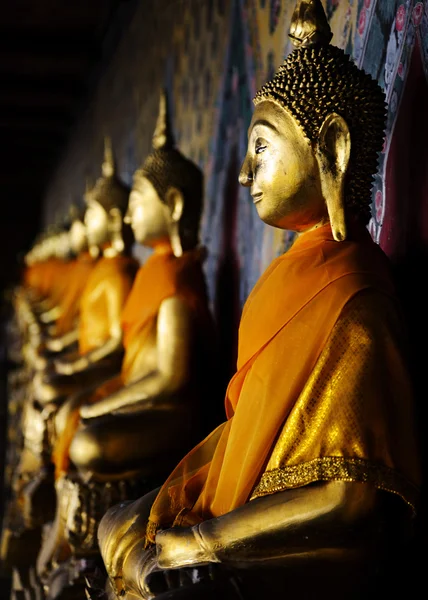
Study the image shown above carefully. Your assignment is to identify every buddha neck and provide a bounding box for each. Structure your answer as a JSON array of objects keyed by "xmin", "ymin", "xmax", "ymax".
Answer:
[
  {"xmin": 153, "ymin": 241, "xmax": 174, "ymax": 256},
  {"xmin": 293, "ymin": 217, "xmax": 368, "ymax": 250}
]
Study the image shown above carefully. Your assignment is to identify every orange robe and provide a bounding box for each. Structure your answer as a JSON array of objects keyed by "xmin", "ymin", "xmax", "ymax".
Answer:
[
  {"xmin": 23, "ymin": 258, "xmax": 72, "ymax": 302},
  {"xmin": 78, "ymin": 254, "xmax": 138, "ymax": 355},
  {"xmin": 54, "ymin": 253, "xmax": 96, "ymax": 336},
  {"xmin": 53, "ymin": 247, "xmax": 211, "ymax": 478},
  {"xmin": 146, "ymin": 223, "xmax": 420, "ymax": 543}
]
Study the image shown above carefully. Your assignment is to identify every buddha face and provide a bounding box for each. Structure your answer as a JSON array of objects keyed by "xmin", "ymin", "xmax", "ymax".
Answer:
[
  {"xmin": 125, "ymin": 175, "xmax": 170, "ymax": 247},
  {"xmin": 43, "ymin": 236, "xmax": 56, "ymax": 260},
  {"xmin": 55, "ymin": 232, "xmax": 71, "ymax": 259},
  {"xmin": 239, "ymin": 100, "xmax": 327, "ymax": 232},
  {"xmin": 69, "ymin": 219, "xmax": 87, "ymax": 254},
  {"xmin": 85, "ymin": 199, "xmax": 109, "ymax": 248}
]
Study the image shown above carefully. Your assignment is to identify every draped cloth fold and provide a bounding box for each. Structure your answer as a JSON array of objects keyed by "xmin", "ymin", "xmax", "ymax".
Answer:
[{"xmin": 146, "ymin": 223, "xmax": 420, "ymax": 544}]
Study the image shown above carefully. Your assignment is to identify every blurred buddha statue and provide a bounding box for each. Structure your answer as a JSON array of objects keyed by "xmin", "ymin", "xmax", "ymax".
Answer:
[
  {"xmin": 97, "ymin": 3, "xmax": 420, "ymax": 599},
  {"xmin": 19, "ymin": 205, "xmax": 97, "ymax": 375},
  {"xmin": 33, "ymin": 138, "xmax": 138, "ymax": 402},
  {"xmin": 35, "ymin": 91, "xmax": 215, "ymax": 595},
  {"xmin": 41, "ymin": 205, "xmax": 95, "ymax": 345},
  {"xmin": 3, "ymin": 207, "xmax": 95, "ymax": 519},
  {"xmin": 7, "ymin": 139, "xmax": 137, "ymax": 541},
  {"xmin": 1, "ymin": 223, "xmax": 80, "ymax": 571},
  {"xmin": 15, "ymin": 226, "xmax": 74, "ymax": 361}
]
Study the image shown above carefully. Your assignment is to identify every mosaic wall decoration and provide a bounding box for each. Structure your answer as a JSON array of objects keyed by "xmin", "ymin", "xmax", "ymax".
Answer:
[{"xmin": 43, "ymin": 0, "xmax": 428, "ymax": 318}]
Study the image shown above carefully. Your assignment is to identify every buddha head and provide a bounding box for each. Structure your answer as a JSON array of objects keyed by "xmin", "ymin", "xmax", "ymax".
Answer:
[
  {"xmin": 30, "ymin": 226, "xmax": 69, "ymax": 262},
  {"xmin": 25, "ymin": 232, "xmax": 53, "ymax": 265},
  {"xmin": 127, "ymin": 91, "xmax": 203, "ymax": 256},
  {"xmin": 84, "ymin": 138, "xmax": 131, "ymax": 256},
  {"xmin": 239, "ymin": 0, "xmax": 386, "ymax": 241},
  {"xmin": 68, "ymin": 204, "xmax": 88, "ymax": 256},
  {"xmin": 54, "ymin": 229, "xmax": 72, "ymax": 260}
]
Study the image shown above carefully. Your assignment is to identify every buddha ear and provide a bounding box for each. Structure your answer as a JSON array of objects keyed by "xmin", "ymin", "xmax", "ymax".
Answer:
[
  {"xmin": 164, "ymin": 187, "xmax": 184, "ymax": 256},
  {"xmin": 108, "ymin": 207, "xmax": 125, "ymax": 254},
  {"xmin": 315, "ymin": 113, "xmax": 351, "ymax": 242},
  {"xmin": 164, "ymin": 187, "xmax": 184, "ymax": 223}
]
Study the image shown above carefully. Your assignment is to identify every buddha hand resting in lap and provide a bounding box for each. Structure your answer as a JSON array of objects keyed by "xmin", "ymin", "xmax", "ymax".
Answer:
[{"xmin": 97, "ymin": 2, "xmax": 420, "ymax": 599}]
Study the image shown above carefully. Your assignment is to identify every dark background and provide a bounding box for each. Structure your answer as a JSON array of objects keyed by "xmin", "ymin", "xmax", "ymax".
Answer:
[{"xmin": 0, "ymin": 0, "xmax": 137, "ymax": 291}]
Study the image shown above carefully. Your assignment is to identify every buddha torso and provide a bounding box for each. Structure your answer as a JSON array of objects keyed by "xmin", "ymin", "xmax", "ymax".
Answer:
[
  {"xmin": 78, "ymin": 254, "xmax": 138, "ymax": 354},
  {"xmin": 54, "ymin": 252, "xmax": 95, "ymax": 336},
  {"xmin": 119, "ymin": 248, "xmax": 211, "ymax": 388}
]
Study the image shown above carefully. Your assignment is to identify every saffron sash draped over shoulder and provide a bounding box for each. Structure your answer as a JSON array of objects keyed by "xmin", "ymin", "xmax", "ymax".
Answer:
[
  {"xmin": 120, "ymin": 246, "xmax": 210, "ymax": 383},
  {"xmin": 54, "ymin": 253, "xmax": 96, "ymax": 336},
  {"xmin": 24, "ymin": 258, "xmax": 72, "ymax": 302},
  {"xmin": 78, "ymin": 255, "xmax": 139, "ymax": 354},
  {"xmin": 146, "ymin": 223, "xmax": 420, "ymax": 543}
]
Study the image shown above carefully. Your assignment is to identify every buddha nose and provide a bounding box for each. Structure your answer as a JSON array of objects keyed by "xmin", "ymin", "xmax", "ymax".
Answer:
[{"xmin": 238, "ymin": 156, "xmax": 253, "ymax": 187}]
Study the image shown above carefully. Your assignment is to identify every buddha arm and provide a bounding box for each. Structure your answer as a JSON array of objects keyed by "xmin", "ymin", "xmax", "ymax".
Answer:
[
  {"xmin": 14, "ymin": 289, "xmax": 41, "ymax": 335},
  {"xmin": 45, "ymin": 328, "xmax": 79, "ymax": 352},
  {"xmin": 39, "ymin": 304, "xmax": 63, "ymax": 324},
  {"xmin": 54, "ymin": 335, "xmax": 124, "ymax": 375},
  {"xmin": 33, "ymin": 297, "xmax": 55, "ymax": 314},
  {"xmin": 80, "ymin": 297, "xmax": 192, "ymax": 419},
  {"xmin": 33, "ymin": 358, "xmax": 123, "ymax": 405},
  {"xmin": 110, "ymin": 481, "xmax": 387, "ymax": 599},
  {"xmin": 155, "ymin": 481, "xmax": 385, "ymax": 570},
  {"xmin": 54, "ymin": 280, "xmax": 125, "ymax": 375}
]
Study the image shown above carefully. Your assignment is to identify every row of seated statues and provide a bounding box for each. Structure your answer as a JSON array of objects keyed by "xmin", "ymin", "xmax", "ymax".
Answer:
[{"xmin": 1, "ymin": 2, "xmax": 421, "ymax": 599}]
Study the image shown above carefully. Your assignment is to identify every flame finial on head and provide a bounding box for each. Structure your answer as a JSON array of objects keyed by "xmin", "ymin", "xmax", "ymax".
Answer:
[
  {"xmin": 85, "ymin": 177, "xmax": 93, "ymax": 195},
  {"xmin": 152, "ymin": 90, "xmax": 175, "ymax": 151},
  {"xmin": 102, "ymin": 136, "xmax": 116, "ymax": 178},
  {"xmin": 68, "ymin": 202, "xmax": 79, "ymax": 221},
  {"xmin": 84, "ymin": 177, "xmax": 94, "ymax": 204},
  {"xmin": 289, "ymin": 0, "xmax": 332, "ymax": 48}
]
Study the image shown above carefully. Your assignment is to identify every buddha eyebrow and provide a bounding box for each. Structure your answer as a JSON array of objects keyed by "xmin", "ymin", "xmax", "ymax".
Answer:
[{"xmin": 248, "ymin": 119, "xmax": 279, "ymax": 137}]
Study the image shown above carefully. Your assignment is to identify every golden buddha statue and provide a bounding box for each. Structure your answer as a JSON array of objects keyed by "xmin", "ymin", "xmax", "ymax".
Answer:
[
  {"xmin": 33, "ymin": 139, "xmax": 138, "ymax": 402},
  {"xmin": 97, "ymin": 3, "xmax": 420, "ymax": 599},
  {"xmin": 4, "ymin": 140, "xmax": 137, "ymax": 553},
  {"xmin": 34, "ymin": 92, "xmax": 215, "ymax": 596},
  {"xmin": 39, "ymin": 206, "xmax": 93, "ymax": 338},
  {"xmin": 17, "ymin": 207, "xmax": 96, "ymax": 378},
  {"xmin": 15, "ymin": 227, "xmax": 73, "ymax": 358},
  {"xmin": 0, "ymin": 225, "xmax": 78, "ymax": 573}
]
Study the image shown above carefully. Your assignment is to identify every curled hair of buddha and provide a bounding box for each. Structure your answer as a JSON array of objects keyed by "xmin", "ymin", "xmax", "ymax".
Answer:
[
  {"xmin": 86, "ymin": 137, "xmax": 130, "ymax": 214},
  {"xmin": 254, "ymin": 0, "xmax": 387, "ymax": 224},
  {"xmin": 137, "ymin": 90, "xmax": 203, "ymax": 251}
]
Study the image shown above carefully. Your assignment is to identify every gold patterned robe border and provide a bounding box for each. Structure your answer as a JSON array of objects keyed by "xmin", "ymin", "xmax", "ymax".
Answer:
[
  {"xmin": 250, "ymin": 456, "xmax": 419, "ymax": 514},
  {"xmin": 246, "ymin": 291, "xmax": 421, "ymax": 517}
]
